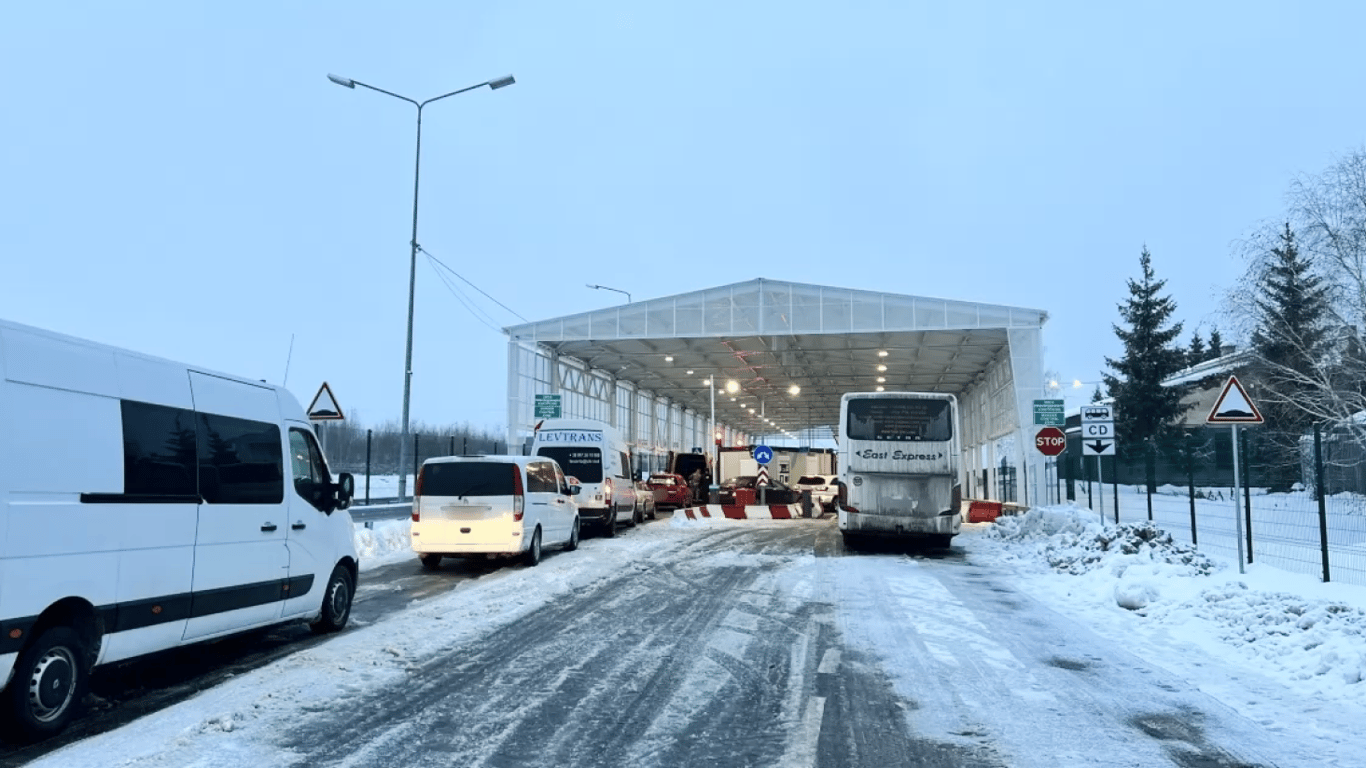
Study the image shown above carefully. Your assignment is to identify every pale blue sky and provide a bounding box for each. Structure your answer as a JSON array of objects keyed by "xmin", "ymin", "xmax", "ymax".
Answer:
[{"xmin": 4, "ymin": 1, "xmax": 1364, "ymax": 429}]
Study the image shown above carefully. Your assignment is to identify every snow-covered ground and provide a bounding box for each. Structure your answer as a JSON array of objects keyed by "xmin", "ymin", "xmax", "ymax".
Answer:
[{"xmin": 27, "ymin": 504, "xmax": 1366, "ymax": 767}]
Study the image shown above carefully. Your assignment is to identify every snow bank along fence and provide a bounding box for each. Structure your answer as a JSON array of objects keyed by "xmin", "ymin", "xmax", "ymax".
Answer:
[
  {"xmin": 1044, "ymin": 423, "xmax": 1366, "ymax": 587},
  {"xmin": 679, "ymin": 504, "xmax": 805, "ymax": 521}
]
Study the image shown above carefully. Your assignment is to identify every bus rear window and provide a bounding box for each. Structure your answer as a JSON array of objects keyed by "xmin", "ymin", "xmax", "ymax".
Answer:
[
  {"xmin": 536, "ymin": 447, "xmax": 604, "ymax": 483},
  {"xmin": 846, "ymin": 398, "xmax": 953, "ymax": 442}
]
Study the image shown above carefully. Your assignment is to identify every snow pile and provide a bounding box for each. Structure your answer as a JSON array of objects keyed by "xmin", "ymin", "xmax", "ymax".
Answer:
[
  {"xmin": 354, "ymin": 520, "xmax": 408, "ymax": 559},
  {"xmin": 988, "ymin": 506, "xmax": 1216, "ymax": 580},
  {"xmin": 1147, "ymin": 582, "xmax": 1366, "ymax": 687},
  {"xmin": 973, "ymin": 503, "xmax": 1366, "ymax": 698},
  {"xmin": 988, "ymin": 501, "xmax": 1103, "ymax": 540}
]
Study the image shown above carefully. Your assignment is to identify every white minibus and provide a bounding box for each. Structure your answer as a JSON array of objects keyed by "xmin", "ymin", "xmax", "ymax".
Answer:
[
  {"xmin": 410, "ymin": 455, "xmax": 581, "ymax": 568},
  {"xmin": 0, "ymin": 319, "xmax": 357, "ymax": 742},
  {"xmin": 530, "ymin": 418, "xmax": 637, "ymax": 536}
]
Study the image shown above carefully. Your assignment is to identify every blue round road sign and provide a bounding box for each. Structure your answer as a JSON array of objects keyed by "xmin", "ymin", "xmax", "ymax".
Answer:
[{"xmin": 753, "ymin": 445, "xmax": 773, "ymax": 465}]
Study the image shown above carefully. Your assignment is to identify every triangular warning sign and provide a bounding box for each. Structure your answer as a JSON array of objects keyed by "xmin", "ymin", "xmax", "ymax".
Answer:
[
  {"xmin": 1206, "ymin": 375, "xmax": 1263, "ymax": 424},
  {"xmin": 307, "ymin": 382, "xmax": 345, "ymax": 421}
]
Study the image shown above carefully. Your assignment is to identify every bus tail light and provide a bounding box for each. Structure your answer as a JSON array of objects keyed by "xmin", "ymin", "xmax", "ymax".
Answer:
[{"xmin": 412, "ymin": 467, "xmax": 424, "ymax": 521}]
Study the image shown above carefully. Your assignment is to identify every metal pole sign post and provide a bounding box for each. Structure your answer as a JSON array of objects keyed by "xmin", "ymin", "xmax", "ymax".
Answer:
[
  {"xmin": 1080, "ymin": 405, "xmax": 1115, "ymax": 520},
  {"xmin": 1205, "ymin": 376, "xmax": 1264, "ymax": 575}
]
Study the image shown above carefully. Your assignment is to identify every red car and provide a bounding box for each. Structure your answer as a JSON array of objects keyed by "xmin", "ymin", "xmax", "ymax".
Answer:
[{"xmin": 645, "ymin": 473, "xmax": 691, "ymax": 509}]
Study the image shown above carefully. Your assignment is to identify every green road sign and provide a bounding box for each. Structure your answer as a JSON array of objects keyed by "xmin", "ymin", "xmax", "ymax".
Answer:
[
  {"xmin": 1033, "ymin": 399, "xmax": 1065, "ymax": 426},
  {"xmin": 534, "ymin": 394, "xmax": 562, "ymax": 419}
]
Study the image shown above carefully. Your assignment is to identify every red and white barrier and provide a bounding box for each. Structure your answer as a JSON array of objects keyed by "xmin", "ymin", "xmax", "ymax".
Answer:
[{"xmin": 678, "ymin": 504, "xmax": 803, "ymax": 520}]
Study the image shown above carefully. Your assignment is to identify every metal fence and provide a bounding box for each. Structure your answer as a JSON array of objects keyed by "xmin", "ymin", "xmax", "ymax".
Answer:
[
  {"xmin": 316, "ymin": 427, "xmax": 510, "ymax": 505},
  {"xmin": 1045, "ymin": 424, "xmax": 1366, "ymax": 586}
]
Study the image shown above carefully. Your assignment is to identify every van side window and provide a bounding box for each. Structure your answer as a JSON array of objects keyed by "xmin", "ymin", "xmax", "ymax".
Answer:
[
  {"xmin": 121, "ymin": 400, "xmax": 198, "ymax": 498},
  {"xmin": 525, "ymin": 461, "xmax": 558, "ymax": 493},
  {"xmin": 619, "ymin": 451, "xmax": 631, "ymax": 480},
  {"xmin": 198, "ymin": 414, "xmax": 283, "ymax": 504},
  {"xmin": 288, "ymin": 428, "xmax": 332, "ymax": 511}
]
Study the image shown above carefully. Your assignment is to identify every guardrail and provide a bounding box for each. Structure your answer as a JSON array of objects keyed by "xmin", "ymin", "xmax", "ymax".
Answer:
[{"xmin": 348, "ymin": 498, "xmax": 412, "ymax": 525}]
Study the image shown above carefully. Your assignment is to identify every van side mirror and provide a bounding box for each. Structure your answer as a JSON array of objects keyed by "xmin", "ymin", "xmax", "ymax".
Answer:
[
  {"xmin": 332, "ymin": 472, "xmax": 355, "ymax": 512},
  {"xmin": 567, "ymin": 483, "xmax": 581, "ymax": 496}
]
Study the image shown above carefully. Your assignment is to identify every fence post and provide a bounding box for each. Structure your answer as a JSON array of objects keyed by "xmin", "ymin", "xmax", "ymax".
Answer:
[
  {"xmin": 365, "ymin": 429, "xmax": 372, "ymax": 505},
  {"xmin": 1186, "ymin": 432, "xmax": 1198, "ymax": 546},
  {"xmin": 1242, "ymin": 429, "xmax": 1254, "ymax": 564},
  {"xmin": 1314, "ymin": 423, "xmax": 1330, "ymax": 582},
  {"xmin": 1112, "ymin": 459, "xmax": 1119, "ymax": 525},
  {"xmin": 1068, "ymin": 448, "xmax": 1077, "ymax": 501},
  {"xmin": 1145, "ymin": 439, "xmax": 1155, "ymax": 521}
]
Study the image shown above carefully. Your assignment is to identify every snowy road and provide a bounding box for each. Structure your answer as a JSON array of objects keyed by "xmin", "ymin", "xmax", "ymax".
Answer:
[{"xmin": 12, "ymin": 516, "xmax": 1331, "ymax": 767}]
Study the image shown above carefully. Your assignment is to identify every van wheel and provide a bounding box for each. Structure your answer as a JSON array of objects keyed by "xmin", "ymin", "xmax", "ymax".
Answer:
[
  {"xmin": 309, "ymin": 565, "xmax": 353, "ymax": 634},
  {"xmin": 629, "ymin": 505, "xmax": 642, "ymax": 527},
  {"xmin": 419, "ymin": 554, "xmax": 442, "ymax": 570},
  {"xmin": 0, "ymin": 626, "xmax": 89, "ymax": 744},
  {"xmin": 525, "ymin": 527, "xmax": 542, "ymax": 566},
  {"xmin": 565, "ymin": 518, "xmax": 580, "ymax": 551},
  {"xmin": 601, "ymin": 515, "xmax": 617, "ymax": 538}
]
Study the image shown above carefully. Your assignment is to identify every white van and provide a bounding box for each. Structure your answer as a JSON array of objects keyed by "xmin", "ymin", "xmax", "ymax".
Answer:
[
  {"xmin": 0, "ymin": 319, "xmax": 358, "ymax": 742},
  {"xmin": 410, "ymin": 455, "xmax": 581, "ymax": 568},
  {"xmin": 529, "ymin": 418, "xmax": 637, "ymax": 536}
]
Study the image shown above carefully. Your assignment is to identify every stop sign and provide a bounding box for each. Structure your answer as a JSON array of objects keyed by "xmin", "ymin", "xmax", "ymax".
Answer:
[{"xmin": 1035, "ymin": 426, "xmax": 1067, "ymax": 456}]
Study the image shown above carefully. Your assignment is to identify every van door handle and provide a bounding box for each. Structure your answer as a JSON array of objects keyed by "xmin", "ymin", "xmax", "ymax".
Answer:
[
  {"xmin": 261, "ymin": 523, "xmax": 278, "ymax": 532},
  {"xmin": 292, "ymin": 522, "xmax": 306, "ymax": 530}
]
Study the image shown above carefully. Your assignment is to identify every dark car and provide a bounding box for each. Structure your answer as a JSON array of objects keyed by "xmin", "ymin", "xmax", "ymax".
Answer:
[{"xmin": 717, "ymin": 475, "xmax": 800, "ymax": 505}]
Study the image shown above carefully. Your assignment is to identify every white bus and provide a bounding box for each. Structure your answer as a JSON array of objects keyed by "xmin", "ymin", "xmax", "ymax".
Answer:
[{"xmin": 836, "ymin": 391, "xmax": 963, "ymax": 548}]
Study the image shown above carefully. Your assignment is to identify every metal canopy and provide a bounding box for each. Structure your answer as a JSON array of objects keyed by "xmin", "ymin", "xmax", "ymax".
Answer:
[{"xmin": 505, "ymin": 278, "xmax": 1047, "ymax": 442}]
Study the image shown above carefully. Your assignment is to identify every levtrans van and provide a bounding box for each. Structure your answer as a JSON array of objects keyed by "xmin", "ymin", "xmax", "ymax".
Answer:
[
  {"xmin": 0, "ymin": 319, "xmax": 357, "ymax": 742},
  {"xmin": 530, "ymin": 418, "xmax": 636, "ymax": 536}
]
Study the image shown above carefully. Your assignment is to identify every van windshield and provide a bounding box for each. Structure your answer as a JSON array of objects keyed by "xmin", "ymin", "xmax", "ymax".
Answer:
[
  {"xmin": 420, "ymin": 462, "xmax": 516, "ymax": 497},
  {"xmin": 536, "ymin": 447, "xmax": 603, "ymax": 483}
]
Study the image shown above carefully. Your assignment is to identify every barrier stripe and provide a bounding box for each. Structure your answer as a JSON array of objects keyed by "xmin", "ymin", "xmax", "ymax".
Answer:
[{"xmin": 677, "ymin": 504, "xmax": 803, "ymax": 520}]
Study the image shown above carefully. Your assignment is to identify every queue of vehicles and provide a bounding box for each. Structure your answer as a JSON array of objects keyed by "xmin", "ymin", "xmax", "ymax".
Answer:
[{"xmin": 0, "ymin": 318, "xmax": 958, "ymax": 745}]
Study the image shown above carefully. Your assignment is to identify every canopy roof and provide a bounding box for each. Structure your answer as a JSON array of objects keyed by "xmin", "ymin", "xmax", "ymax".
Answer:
[{"xmin": 505, "ymin": 278, "xmax": 1047, "ymax": 438}]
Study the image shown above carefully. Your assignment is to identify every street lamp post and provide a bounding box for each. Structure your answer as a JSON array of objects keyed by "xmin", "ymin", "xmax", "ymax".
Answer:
[
  {"xmin": 328, "ymin": 72, "xmax": 515, "ymax": 497},
  {"xmin": 586, "ymin": 284, "xmax": 631, "ymax": 303}
]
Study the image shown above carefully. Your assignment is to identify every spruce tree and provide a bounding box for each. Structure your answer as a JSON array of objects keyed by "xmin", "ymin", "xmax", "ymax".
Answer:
[
  {"xmin": 1206, "ymin": 327, "xmax": 1224, "ymax": 360},
  {"xmin": 1251, "ymin": 224, "xmax": 1329, "ymax": 380},
  {"xmin": 1187, "ymin": 331, "xmax": 1206, "ymax": 367},
  {"xmin": 1102, "ymin": 247, "xmax": 1190, "ymax": 449},
  {"xmin": 1249, "ymin": 223, "xmax": 1330, "ymax": 490}
]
